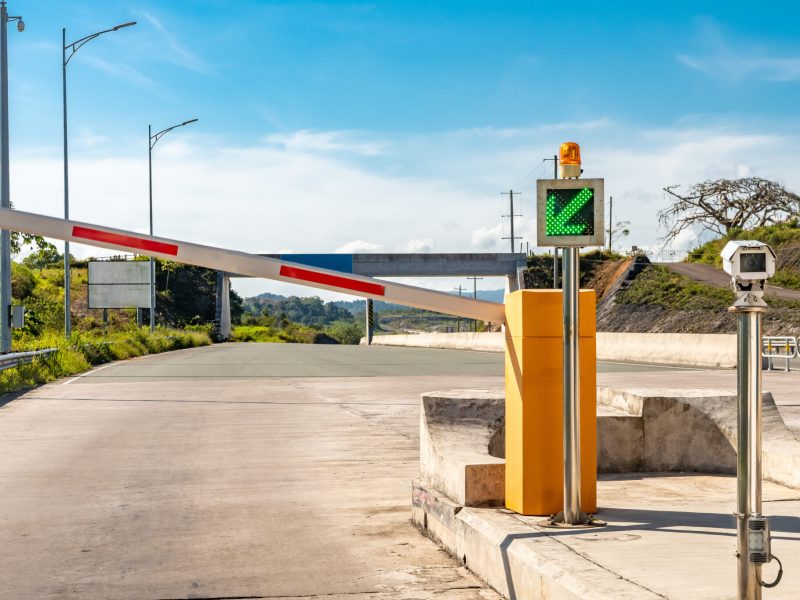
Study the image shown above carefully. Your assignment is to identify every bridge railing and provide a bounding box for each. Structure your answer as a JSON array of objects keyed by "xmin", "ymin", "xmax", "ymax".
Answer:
[
  {"xmin": 762, "ymin": 336, "xmax": 798, "ymax": 372},
  {"xmin": 0, "ymin": 348, "xmax": 58, "ymax": 373}
]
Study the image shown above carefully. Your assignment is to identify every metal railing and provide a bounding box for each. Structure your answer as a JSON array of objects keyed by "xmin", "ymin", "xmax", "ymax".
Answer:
[
  {"xmin": 0, "ymin": 347, "xmax": 58, "ymax": 373},
  {"xmin": 762, "ymin": 336, "xmax": 798, "ymax": 372}
]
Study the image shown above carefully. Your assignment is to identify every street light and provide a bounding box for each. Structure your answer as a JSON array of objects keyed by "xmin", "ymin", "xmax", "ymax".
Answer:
[
  {"xmin": 0, "ymin": 2, "xmax": 23, "ymax": 354},
  {"xmin": 62, "ymin": 20, "xmax": 136, "ymax": 340},
  {"xmin": 148, "ymin": 118, "xmax": 198, "ymax": 332}
]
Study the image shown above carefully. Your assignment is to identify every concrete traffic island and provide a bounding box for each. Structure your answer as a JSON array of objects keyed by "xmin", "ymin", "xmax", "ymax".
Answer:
[{"xmin": 413, "ymin": 389, "xmax": 800, "ymax": 599}]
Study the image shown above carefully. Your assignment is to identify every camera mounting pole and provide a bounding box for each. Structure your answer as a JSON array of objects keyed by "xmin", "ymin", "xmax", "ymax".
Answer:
[{"xmin": 722, "ymin": 240, "xmax": 783, "ymax": 599}]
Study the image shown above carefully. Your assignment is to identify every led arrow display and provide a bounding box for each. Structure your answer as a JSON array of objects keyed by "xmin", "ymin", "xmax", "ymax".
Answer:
[{"xmin": 545, "ymin": 187, "xmax": 595, "ymax": 237}]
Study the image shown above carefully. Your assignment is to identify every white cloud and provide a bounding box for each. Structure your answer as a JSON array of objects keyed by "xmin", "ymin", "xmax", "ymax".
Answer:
[
  {"xmin": 471, "ymin": 224, "xmax": 503, "ymax": 250},
  {"xmin": 264, "ymin": 130, "xmax": 384, "ymax": 156},
  {"xmin": 335, "ymin": 240, "xmax": 381, "ymax": 253},
  {"xmin": 80, "ymin": 55, "xmax": 157, "ymax": 89},
  {"xmin": 677, "ymin": 20, "xmax": 800, "ymax": 82},
  {"xmin": 139, "ymin": 11, "xmax": 207, "ymax": 73},
  {"xmin": 10, "ymin": 118, "xmax": 800, "ymax": 301},
  {"xmin": 398, "ymin": 238, "xmax": 434, "ymax": 252}
]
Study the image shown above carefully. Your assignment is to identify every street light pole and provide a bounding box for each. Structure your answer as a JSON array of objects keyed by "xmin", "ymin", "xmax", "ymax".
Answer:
[
  {"xmin": 62, "ymin": 20, "xmax": 136, "ymax": 340},
  {"xmin": 148, "ymin": 118, "xmax": 198, "ymax": 332},
  {"xmin": 0, "ymin": 2, "xmax": 22, "ymax": 354}
]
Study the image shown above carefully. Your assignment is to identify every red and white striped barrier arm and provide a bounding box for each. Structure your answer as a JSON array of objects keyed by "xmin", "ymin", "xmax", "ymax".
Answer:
[{"xmin": 0, "ymin": 208, "xmax": 506, "ymax": 324}]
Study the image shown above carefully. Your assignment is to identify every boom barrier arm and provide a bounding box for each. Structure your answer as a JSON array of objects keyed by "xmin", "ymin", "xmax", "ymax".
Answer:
[{"xmin": 0, "ymin": 208, "xmax": 506, "ymax": 324}]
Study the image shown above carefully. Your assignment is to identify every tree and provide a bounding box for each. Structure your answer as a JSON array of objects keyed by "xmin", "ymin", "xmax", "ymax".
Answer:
[
  {"xmin": 21, "ymin": 241, "xmax": 62, "ymax": 270},
  {"xmin": 658, "ymin": 178, "xmax": 800, "ymax": 243},
  {"xmin": 606, "ymin": 220, "xmax": 631, "ymax": 250}
]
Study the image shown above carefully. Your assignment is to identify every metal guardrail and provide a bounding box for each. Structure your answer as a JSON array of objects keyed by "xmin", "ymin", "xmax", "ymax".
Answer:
[
  {"xmin": 0, "ymin": 347, "xmax": 58, "ymax": 373},
  {"xmin": 762, "ymin": 336, "xmax": 798, "ymax": 372}
]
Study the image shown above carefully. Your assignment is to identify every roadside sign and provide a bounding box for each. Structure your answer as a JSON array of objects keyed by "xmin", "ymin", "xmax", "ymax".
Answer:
[{"xmin": 536, "ymin": 178, "xmax": 604, "ymax": 247}]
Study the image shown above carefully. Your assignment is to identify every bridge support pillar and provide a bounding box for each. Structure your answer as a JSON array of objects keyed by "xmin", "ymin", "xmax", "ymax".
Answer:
[
  {"xmin": 504, "ymin": 289, "xmax": 596, "ymax": 515},
  {"xmin": 365, "ymin": 299, "xmax": 374, "ymax": 345},
  {"xmin": 215, "ymin": 271, "xmax": 231, "ymax": 341}
]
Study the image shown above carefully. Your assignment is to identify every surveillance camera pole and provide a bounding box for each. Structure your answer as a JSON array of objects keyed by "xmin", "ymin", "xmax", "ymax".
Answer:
[{"xmin": 730, "ymin": 287, "xmax": 767, "ymax": 600}]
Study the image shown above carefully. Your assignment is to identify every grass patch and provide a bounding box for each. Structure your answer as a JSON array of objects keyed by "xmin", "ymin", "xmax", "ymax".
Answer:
[
  {"xmin": 616, "ymin": 265, "xmax": 734, "ymax": 310},
  {"xmin": 687, "ymin": 220, "xmax": 800, "ymax": 267},
  {"xmin": 0, "ymin": 328, "xmax": 211, "ymax": 395}
]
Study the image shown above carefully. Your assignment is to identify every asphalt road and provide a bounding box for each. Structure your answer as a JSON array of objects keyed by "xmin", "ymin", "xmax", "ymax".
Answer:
[
  {"xmin": 0, "ymin": 343, "xmax": 689, "ymax": 599},
  {"xmin": 660, "ymin": 261, "xmax": 800, "ymax": 301}
]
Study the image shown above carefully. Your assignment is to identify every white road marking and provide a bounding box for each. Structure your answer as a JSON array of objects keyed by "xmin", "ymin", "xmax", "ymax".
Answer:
[{"xmin": 63, "ymin": 363, "xmax": 114, "ymax": 385}]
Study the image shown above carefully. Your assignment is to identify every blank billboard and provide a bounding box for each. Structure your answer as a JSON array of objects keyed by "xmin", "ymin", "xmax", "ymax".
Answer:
[{"xmin": 88, "ymin": 261, "xmax": 150, "ymax": 309}]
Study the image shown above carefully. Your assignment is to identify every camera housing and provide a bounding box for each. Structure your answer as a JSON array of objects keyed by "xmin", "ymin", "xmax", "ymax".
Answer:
[
  {"xmin": 721, "ymin": 240, "xmax": 776, "ymax": 283},
  {"xmin": 721, "ymin": 240, "xmax": 776, "ymax": 308}
]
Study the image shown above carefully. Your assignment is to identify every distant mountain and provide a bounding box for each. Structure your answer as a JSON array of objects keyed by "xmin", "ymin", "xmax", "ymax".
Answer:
[
  {"xmin": 332, "ymin": 289, "xmax": 505, "ymax": 314},
  {"xmin": 244, "ymin": 289, "xmax": 506, "ymax": 316},
  {"xmin": 247, "ymin": 291, "xmax": 288, "ymax": 302}
]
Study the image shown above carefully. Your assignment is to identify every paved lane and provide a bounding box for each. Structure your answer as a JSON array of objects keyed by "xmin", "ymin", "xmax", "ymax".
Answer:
[
  {"xmin": 0, "ymin": 343, "xmax": 507, "ymax": 600},
  {"xmin": 0, "ymin": 343, "xmax": 705, "ymax": 599}
]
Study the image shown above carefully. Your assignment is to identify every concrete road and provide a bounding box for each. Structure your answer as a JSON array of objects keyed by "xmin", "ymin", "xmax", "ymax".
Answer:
[
  {"xmin": 660, "ymin": 261, "xmax": 800, "ymax": 301},
  {"xmin": 0, "ymin": 343, "xmax": 710, "ymax": 599},
  {"xmin": 0, "ymin": 343, "xmax": 511, "ymax": 600}
]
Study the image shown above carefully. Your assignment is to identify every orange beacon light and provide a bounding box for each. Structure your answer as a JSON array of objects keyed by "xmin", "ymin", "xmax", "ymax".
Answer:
[{"xmin": 559, "ymin": 142, "xmax": 582, "ymax": 178}]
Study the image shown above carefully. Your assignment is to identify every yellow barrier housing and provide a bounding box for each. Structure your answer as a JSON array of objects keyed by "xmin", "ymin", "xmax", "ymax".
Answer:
[{"xmin": 504, "ymin": 289, "xmax": 597, "ymax": 516}]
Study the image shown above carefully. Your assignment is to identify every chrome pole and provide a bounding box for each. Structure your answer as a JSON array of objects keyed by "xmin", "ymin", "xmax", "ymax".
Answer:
[
  {"xmin": 562, "ymin": 245, "xmax": 581, "ymax": 524},
  {"xmin": 736, "ymin": 308, "xmax": 763, "ymax": 600}
]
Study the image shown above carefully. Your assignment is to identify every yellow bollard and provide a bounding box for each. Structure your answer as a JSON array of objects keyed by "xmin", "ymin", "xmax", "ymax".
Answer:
[{"xmin": 504, "ymin": 289, "xmax": 597, "ymax": 516}]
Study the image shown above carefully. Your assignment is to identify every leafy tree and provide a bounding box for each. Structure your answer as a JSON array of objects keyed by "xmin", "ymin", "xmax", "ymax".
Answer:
[
  {"xmin": 659, "ymin": 178, "xmax": 800, "ymax": 243},
  {"xmin": 22, "ymin": 242, "xmax": 62, "ymax": 270}
]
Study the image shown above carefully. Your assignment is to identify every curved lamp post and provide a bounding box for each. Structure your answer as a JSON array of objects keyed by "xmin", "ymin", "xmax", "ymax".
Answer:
[
  {"xmin": 148, "ymin": 118, "xmax": 198, "ymax": 332},
  {"xmin": 62, "ymin": 20, "xmax": 136, "ymax": 339}
]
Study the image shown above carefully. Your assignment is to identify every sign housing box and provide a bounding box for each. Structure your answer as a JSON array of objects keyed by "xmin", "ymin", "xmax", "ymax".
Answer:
[{"xmin": 536, "ymin": 178, "xmax": 605, "ymax": 247}]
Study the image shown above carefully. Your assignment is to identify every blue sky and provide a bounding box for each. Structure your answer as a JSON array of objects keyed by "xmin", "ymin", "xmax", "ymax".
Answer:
[{"xmin": 7, "ymin": 1, "xmax": 800, "ymax": 298}]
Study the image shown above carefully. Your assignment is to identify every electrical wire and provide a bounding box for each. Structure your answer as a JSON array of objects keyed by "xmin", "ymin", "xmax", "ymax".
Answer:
[{"xmin": 759, "ymin": 553, "xmax": 783, "ymax": 588}]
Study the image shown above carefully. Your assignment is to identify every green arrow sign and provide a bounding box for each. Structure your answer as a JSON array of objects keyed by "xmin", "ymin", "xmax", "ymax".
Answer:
[{"xmin": 545, "ymin": 187, "xmax": 595, "ymax": 237}]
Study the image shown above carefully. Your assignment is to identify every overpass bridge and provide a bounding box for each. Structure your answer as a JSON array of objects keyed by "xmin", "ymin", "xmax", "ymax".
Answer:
[{"xmin": 215, "ymin": 252, "xmax": 528, "ymax": 339}]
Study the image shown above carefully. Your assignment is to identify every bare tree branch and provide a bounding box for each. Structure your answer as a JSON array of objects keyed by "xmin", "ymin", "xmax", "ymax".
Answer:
[{"xmin": 658, "ymin": 177, "xmax": 800, "ymax": 244}]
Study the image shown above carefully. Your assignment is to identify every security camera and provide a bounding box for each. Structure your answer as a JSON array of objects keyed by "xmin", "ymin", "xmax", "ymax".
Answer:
[
  {"xmin": 721, "ymin": 240, "xmax": 776, "ymax": 307},
  {"xmin": 721, "ymin": 240, "xmax": 776, "ymax": 283}
]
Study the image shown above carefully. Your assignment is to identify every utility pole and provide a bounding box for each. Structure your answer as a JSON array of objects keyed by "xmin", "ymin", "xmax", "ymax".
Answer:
[
  {"xmin": 543, "ymin": 154, "xmax": 560, "ymax": 288},
  {"xmin": 466, "ymin": 276, "xmax": 483, "ymax": 332},
  {"xmin": 501, "ymin": 190, "xmax": 522, "ymax": 254},
  {"xmin": 607, "ymin": 195, "xmax": 613, "ymax": 250},
  {"xmin": 453, "ymin": 285, "xmax": 465, "ymax": 332}
]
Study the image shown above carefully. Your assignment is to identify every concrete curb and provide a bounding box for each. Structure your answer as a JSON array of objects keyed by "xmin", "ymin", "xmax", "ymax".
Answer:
[
  {"xmin": 364, "ymin": 331, "xmax": 737, "ymax": 368},
  {"xmin": 412, "ymin": 482, "xmax": 662, "ymax": 600}
]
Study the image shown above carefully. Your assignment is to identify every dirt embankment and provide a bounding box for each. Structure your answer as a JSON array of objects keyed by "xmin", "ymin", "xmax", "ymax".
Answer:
[
  {"xmin": 587, "ymin": 258, "xmax": 630, "ymax": 301},
  {"xmin": 597, "ymin": 302, "xmax": 800, "ymax": 336},
  {"xmin": 596, "ymin": 261, "xmax": 800, "ymax": 336}
]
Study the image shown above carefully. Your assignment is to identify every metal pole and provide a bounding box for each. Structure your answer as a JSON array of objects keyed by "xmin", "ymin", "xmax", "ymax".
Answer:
[
  {"xmin": 552, "ymin": 155, "xmax": 559, "ymax": 290},
  {"xmin": 365, "ymin": 298, "xmax": 373, "ymax": 344},
  {"xmin": 508, "ymin": 190, "xmax": 515, "ymax": 254},
  {"xmin": 0, "ymin": 3, "xmax": 11, "ymax": 354},
  {"xmin": 607, "ymin": 196, "xmax": 613, "ymax": 250},
  {"xmin": 62, "ymin": 27, "xmax": 71, "ymax": 340},
  {"xmin": 736, "ymin": 308, "xmax": 764, "ymax": 600},
  {"xmin": 562, "ymin": 246, "xmax": 581, "ymax": 524},
  {"xmin": 148, "ymin": 124, "xmax": 155, "ymax": 333}
]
